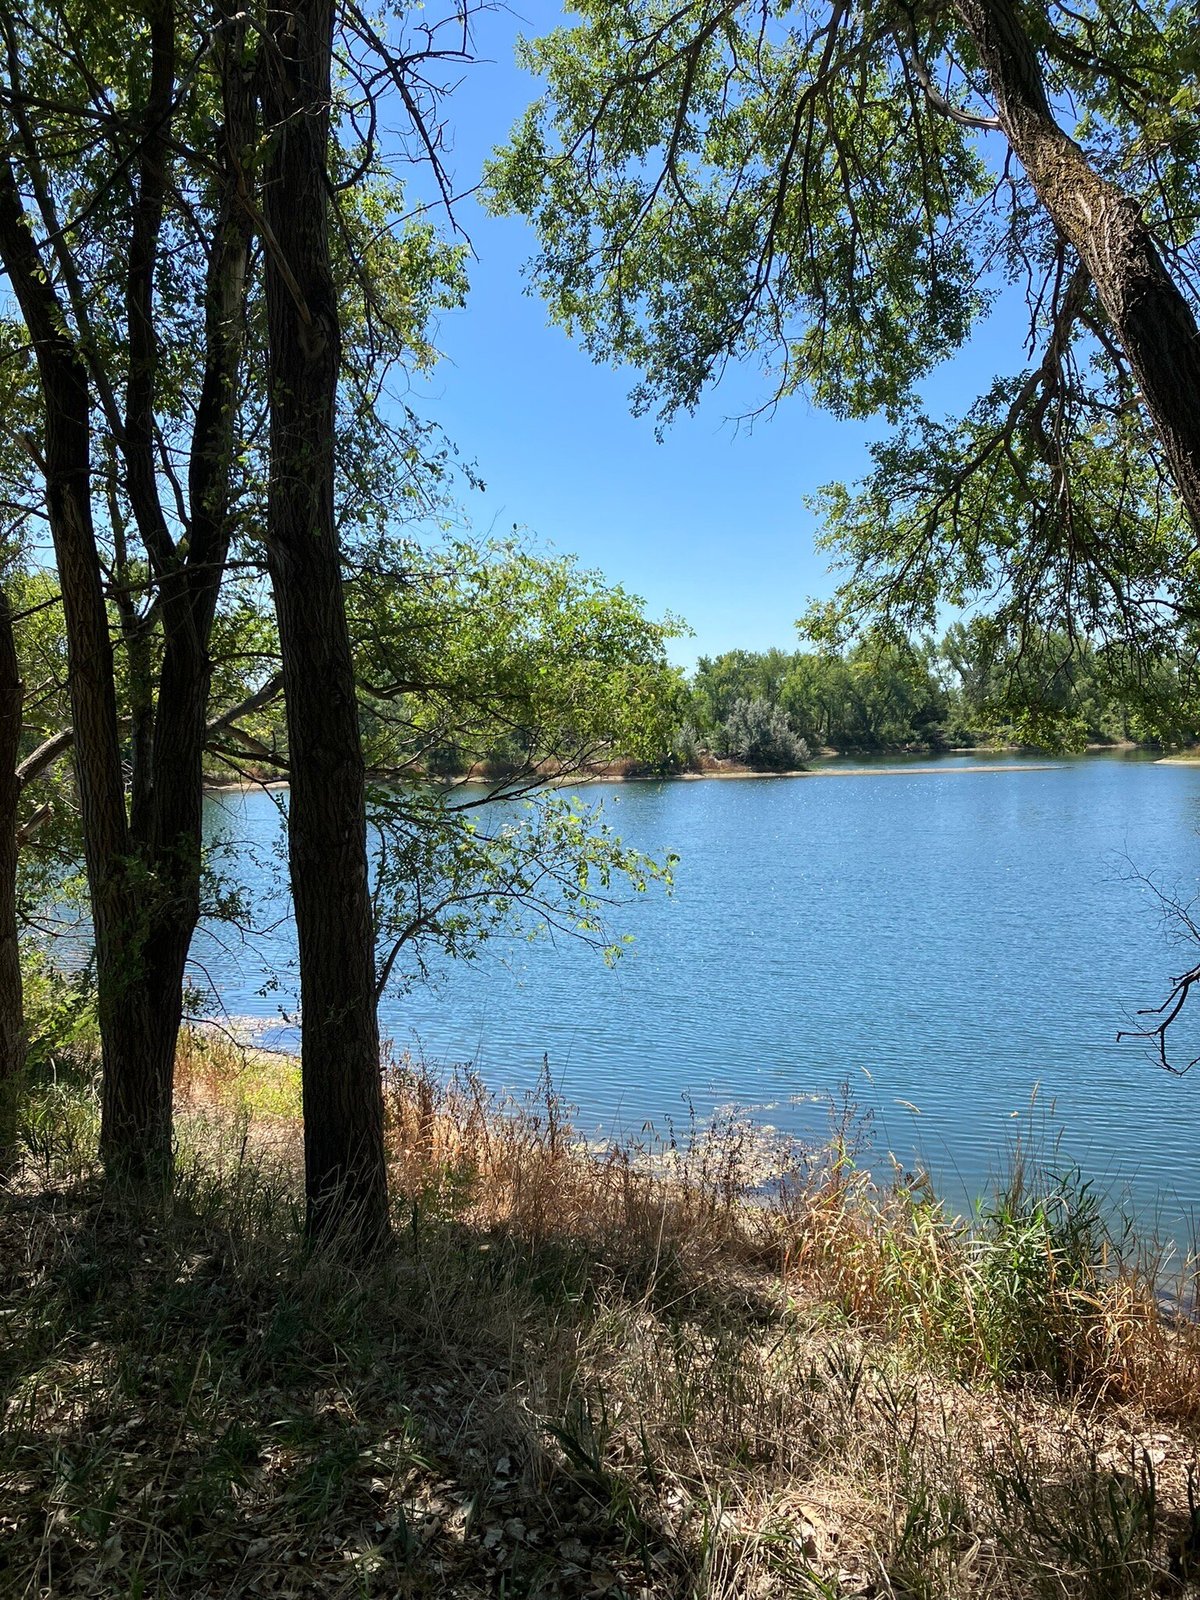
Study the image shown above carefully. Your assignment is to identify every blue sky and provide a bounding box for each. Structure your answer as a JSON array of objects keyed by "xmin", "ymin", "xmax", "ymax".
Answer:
[{"xmin": 398, "ymin": 2, "xmax": 1021, "ymax": 668}]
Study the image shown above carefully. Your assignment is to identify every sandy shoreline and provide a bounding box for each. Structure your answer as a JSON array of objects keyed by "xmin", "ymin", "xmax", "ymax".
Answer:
[
  {"xmin": 204, "ymin": 760, "xmax": 1068, "ymax": 794},
  {"xmin": 808, "ymin": 762, "xmax": 1063, "ymax": 777},
  {"xmin": 600, "ymin": 762, "xmax": 1065, "ymax": 780}
]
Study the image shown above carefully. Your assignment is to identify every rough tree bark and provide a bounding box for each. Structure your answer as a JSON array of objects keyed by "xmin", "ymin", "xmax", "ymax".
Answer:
[
  {"xmin": 93, "ymin": 0, "xmax": 185, "ymax": 1174},
  {"xmin": 0, "ymin": 2, "xmax": 257, "ymax": 1180},
  {"xmin": 953, "ymin": 0, "xmax": 1200, "ymax": 535},
  {"xmin": 260, "ymin": 0, "xmax": 390, "ymax": 1242},
  {"xmin": 0, "ymin": 588, "xmax": 23, "ymax": 1172},
  {"xmin": 0, "ymin": 151, "xmax": 141, "ymax": 1165},
  {"xmin": 101, "ymin": 4, "xmax": 258, "ymax": 1173}
]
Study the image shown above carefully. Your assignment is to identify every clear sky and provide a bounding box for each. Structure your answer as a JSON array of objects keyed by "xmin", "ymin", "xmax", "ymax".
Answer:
[{"xmin": 397, "ymin": 2, "xmax": 1021, "ymax": 668}]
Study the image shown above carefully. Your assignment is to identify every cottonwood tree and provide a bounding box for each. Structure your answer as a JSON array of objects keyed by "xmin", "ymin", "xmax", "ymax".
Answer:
[
  {"xmin": 0, "ymin": 0, "xmax": 262, "ymax": 1179},
  {"xmin": 223, "ymin": 0, "xmax": 682, "ymax": 1237},
  {"xmin": 258, "ymin": 0, "xmax": 393, "ymax": 1239},
  {"xmin": 0, "ymin": 0, "xmax": 472, "ymax": 1208},
  {"xmin": 0, "ymin": 0, "xmax": 672, "ymax": 1233},
  {"xmin": 488, "ymin": 0, "xmax": 1200, "ymax": 699},
  {"xmin": 0, "ymin": 336, "xmax": 42, "ymax": 1169},
  {"xmin": 0, "ymin": 569, "xmax": 79, "ymax": 1172},
  {"xmin": 0, "ymin": 585, "xmax": 24, "ymax": 1170}
]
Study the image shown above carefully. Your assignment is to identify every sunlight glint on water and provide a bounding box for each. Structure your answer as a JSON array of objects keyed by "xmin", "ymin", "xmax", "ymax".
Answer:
[{"xmin": 194, "ymin": 753, "xmax": 1200, "ymax": 1238}]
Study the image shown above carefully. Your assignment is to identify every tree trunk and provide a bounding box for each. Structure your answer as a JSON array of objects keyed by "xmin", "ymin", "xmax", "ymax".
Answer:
[
  {"xmin": 101, "ymin": 14, "xmax": 256, "ymax": 1179},
  {"xmin": 0, "ymin": 153, "xmax": 162, "ymax": 1174},
  {"xmin": 260, "ymin": 0, "xmax": 389, "ymax": 1243},
  {"xmin": 0, "ymin": 14, "xmax": 256, "ymax": 1181},
  {"xmin": 954, "ymin": 0, "xmax": 1200, "ymax": 535},
  {"xmin": 0, "ymin": 588, "xmax": 24, "ymax": 1173}
]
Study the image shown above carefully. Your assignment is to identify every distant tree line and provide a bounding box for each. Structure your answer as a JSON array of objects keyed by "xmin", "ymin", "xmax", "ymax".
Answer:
[{"xmin": 673, "ymin": 623, "xmax": 1200, "ymax": 767}]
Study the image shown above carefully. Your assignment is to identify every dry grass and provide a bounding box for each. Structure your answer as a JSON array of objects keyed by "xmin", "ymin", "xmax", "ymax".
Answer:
[{"xmin": 2, "ymin": 1036, "xmax": 1200, "ymax": 1598}]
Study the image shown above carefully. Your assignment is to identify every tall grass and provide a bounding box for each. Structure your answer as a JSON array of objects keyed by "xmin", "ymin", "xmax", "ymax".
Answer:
[{"xmin": 1, "ymin": 1037, "xmax": 1198, "ymax": 1597}]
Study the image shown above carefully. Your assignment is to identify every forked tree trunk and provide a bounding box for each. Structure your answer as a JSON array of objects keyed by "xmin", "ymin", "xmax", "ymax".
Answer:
[
  {"xmin": 954, "ymin": 0, "xmax": 1200, "ymax": 535},
  {"xmin": 103, "ymin": 18, "xmax": 257, "ymax": 1174},
  {"xmin": 0, "ymin": 154, "xmax": 151, "ymax": 1172},
  {"xmin": 260, "ymin": 0, "xmax": 389, "ymax": 1243},
  {"xmin": 0, "ymin": 11, "xmax": 256, "ymax": 1182}
]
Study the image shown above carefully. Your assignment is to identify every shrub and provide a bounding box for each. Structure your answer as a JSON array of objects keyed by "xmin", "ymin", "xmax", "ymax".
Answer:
[{"xmin": 716, "ymin": 697, "xmax": 809, "ymax": 769}]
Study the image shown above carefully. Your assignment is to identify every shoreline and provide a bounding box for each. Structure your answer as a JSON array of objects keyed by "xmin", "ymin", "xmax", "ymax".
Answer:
[
  {"xmin": 11, "ymin": 1055, "xmax": 1200, "ymax": 1600},
  {"xmin": 591, "ymin": 760, "xmax": 1068, "ymax": 780},
  {"xmin": 202, "ymin": 742, "xmax": 1184, "ymax": 794},
  {"xmin": 203, "ymin": 757, "xmax": 1073, "ymax": 793}
]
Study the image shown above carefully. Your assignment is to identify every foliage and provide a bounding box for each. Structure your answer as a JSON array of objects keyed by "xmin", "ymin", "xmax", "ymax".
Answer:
[
  {"xmin": 197, "ymin": 537, "xmax": 687, "ymax": 993},
  {"xmin": 369, "ymin": 789, "xmax": 677, "ymax": 993},
  {"xmin": 685, "ymin": 639, "xmax": 950, "ymax": 753},
  {"xmin": 5, "ymin": 1063, "xmax": 1200, "ymax": 1596},
  {"xmin": 488, "ymin": 0, "xmax": 1200, "ymax": 737},
  {"xmin": 935, "ymin": 619, "xmax": 1200, "ymax": 749},
  {"xmin": 802, "ymin": 394, "xmax": 1200, "ymax": 737},
  {"xmin": 677, "ymin": 626, "xmax": 1197, "ymax": 756},
  {"xmin": 330, "ymin": 502, "xmax": 705, "ymax": 997},
  {"xmin": 688, "ymin": 642, "xmax": 948, "ymax": 754},
  {"xmin": 0, "ymin": 0, "xmax": 685, "ymax": 1091},
  {"xmin": 11, "ymin": 530, "xmax": 685, "ymax": 1010},
  {"xmin": 22, "ymin": 951, "xmax": 100, "ymax": 1081},
  {"xmin": 350, "ymin": 537, "xmax": 687, "ymax": 782},
  {"xmin": 488, "ymin": 0, "xmax": 992, "ymax": 426},
  {"xmin": 715, "ymin": 696, "xmax": 809, "ymax": 769}
]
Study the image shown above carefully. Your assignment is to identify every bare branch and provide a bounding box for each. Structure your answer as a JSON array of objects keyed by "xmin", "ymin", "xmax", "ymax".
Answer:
[{"xmin": 1117, "ymin": 965, "xmax": 1200, "ymax": 1074}]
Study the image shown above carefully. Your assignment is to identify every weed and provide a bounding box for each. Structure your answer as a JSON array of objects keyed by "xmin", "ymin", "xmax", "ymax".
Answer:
[{"xmin": 2, "ymin": 1055, "xmax": 1199, "ymax": 1597}]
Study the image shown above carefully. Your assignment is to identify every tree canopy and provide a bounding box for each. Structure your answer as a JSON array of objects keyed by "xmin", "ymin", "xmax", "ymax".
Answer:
[
  {"xmin": 0, "ymin": 0, "xmax": 686, "ymax": 1218},
  {"xmin": 488, "ymin": 0, "xmax": 1200, "ymax": 725}
]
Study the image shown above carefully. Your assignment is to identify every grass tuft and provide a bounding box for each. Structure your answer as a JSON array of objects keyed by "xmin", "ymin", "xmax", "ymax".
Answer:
[{"xmin": 0, "ymin": 1042, "xmax": 1197, "ymax": 1596}]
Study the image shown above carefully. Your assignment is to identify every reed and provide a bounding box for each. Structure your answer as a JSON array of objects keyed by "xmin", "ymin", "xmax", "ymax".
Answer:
[{"xmin": 1, "ymin": 1037, "xmax": 1197, "ymax": 1597}]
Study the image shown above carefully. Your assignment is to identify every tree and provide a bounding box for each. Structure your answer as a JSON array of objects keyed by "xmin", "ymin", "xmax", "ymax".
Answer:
[
  {"xmin": 350, "ymin": 539, "xmax": 682, "ymax": 988},
  {"xmin": 682, "ymin": 641, "xmax": 950, "ymax": 752},
  {"xmin": 0, "ymin": 329, "xmax": 50, "ymax": 1170},
  {"xmin": 195, "ymin": 537, "xmax": 683, "ymax": 996},
  {"xmin": 488, "ymin": 0, "xmax": 1200, "ymax": 1057},
  {"xmin": 716, "ymin": 697, "xmax": 809, "ymax": 768},
  {"xmin": 689, "ymin": 649, "xmax": 794, "ymax": 734},
  {"xmin": 488, "ymin": 0, "xmax": 1200, "ymax": 699},
  {"xmin": 0, "ymin": 0, "xmax": 466, "ymax": 1202},
  {"xmin": 0, "ymin": 0, "xmax": 691, "ymax": 1222},
  {"xmin": 934, "ymin": 618, "xmax": 1194, "ymax": 746},
  {"xmin": 0, "ymin": 588, "xmax": 22, "ymax": 1169},
  {"xmin": 258, "ymin": 0, "xmax": 389, "ymax": 1241},
  {"xmin": 0, "ymin": 0, "xmax": 260, "ymax": 1179}
]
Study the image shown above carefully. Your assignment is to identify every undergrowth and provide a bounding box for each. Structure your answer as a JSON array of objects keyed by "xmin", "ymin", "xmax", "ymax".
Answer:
[{"xmin": 1, "ymin": 1033, "xmax": 1198, "ymax": 1598}]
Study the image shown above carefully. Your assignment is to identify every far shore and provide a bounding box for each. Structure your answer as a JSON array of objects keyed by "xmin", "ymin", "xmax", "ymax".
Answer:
[
  {"xmin": 202, "ymin": 741, "xmax": 1194, "ymax": 794},
  {"xmin": 582, "ymin": 760, "xmax": 1067, "ymax": 781},
  {"xmin": 203, "ymin": 756, "xmax": 1071, "ymax": 794}
]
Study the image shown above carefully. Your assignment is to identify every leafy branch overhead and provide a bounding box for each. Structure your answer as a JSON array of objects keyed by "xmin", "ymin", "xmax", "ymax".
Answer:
[{"xmin": 488, "ymin": 0, "xmax": 1200, "ymax": 689}]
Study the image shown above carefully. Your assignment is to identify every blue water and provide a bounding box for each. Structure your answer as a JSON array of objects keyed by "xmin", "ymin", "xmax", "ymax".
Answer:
[{"xmin": 195, "ymin": 753, "xmax": 1200, "ymax": 1238}]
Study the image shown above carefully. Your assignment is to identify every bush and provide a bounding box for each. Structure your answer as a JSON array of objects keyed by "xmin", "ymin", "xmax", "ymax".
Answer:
[
  {"xmin": 23, "ymin": 951, "xmax": 100, "ymax": 1080},
  {"xmin": 716, "ymin": 697, "xmax": 809, "ymax": 770},
  {"xmin": 424, "ymin": 741, "xmax": 468, "ymax": 778}
]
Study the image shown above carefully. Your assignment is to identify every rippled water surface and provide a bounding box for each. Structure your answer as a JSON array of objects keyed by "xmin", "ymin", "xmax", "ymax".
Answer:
[{"xmin": 196, "ymin": 754, "xmax": 1200, "ymax": 1234}]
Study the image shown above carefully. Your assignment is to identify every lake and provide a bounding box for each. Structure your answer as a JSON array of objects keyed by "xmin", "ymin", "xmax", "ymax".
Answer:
[{"xmin": 196, "ymin": 753, "xmax": 1200, "ymax": 1240}]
